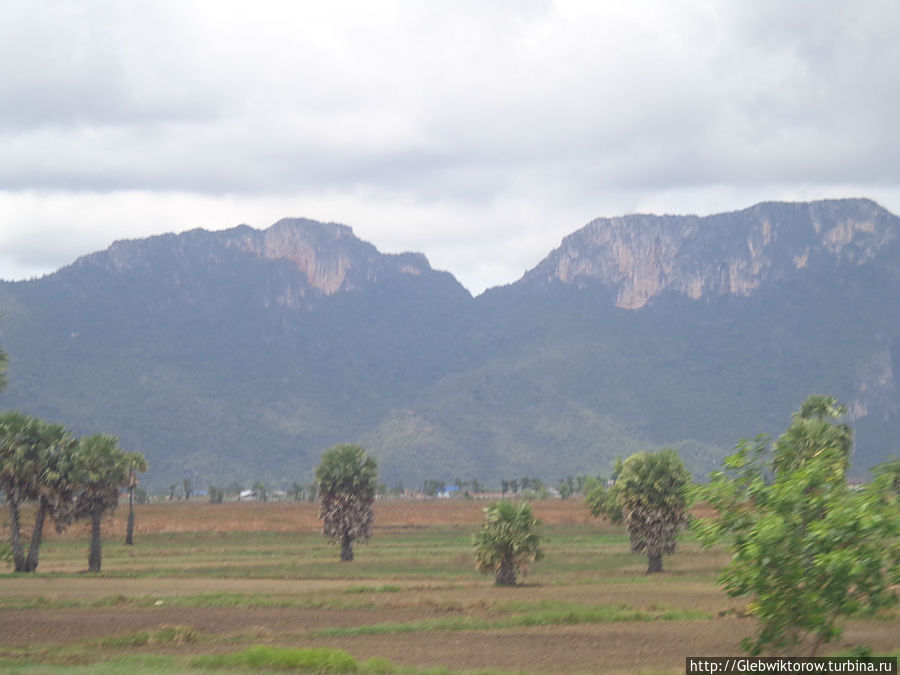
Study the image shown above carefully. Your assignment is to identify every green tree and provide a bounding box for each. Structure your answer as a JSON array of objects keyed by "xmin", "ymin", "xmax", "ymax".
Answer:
[
  {"xmin": 25, "ymin": 420, "xmax": 78, "ymax": 572},
  {"xmin": 586, "ymin": 449, "xmax": 691, "ymax": 574},
  {"xmin": 124, "ymin": 453, "xmax": 149, "ymax": 545},
  {"xmin": 874, "ymin": 456, "xmax": 900, "ymax": 492},
  {"xmin": 315, "ymin": 444, "xmax": 377, "ymax": 562},
  {"xmin": 473, "ymin": 500, "xmax": 543, "ymax": 586},
  {"xmin": 557, "ymin": 476, "xmax": 575, "ymax": 500},
  {"xmin": 423, "ymin": 479, "xmax": 445, "ymax": 497},
  {"xmin": 693, "ymin": 395, "xmax": 900, "ymax": 656},
  {"xmin": 70, "ymin": 434, "xmax": 147, "ymax": 572},
  {"xmin": 0, "ymin": 412, "xmax": 47, "ymax": 572},
  {"xmin": 252, "ymin": 481, "xmax": 268, "ymax": 502},
  {"xmin": 772, "ymin": 394, "xmax": 852, "ymax": 481},
  {"xmin": 290, "ymin": 481, "xmax": 304, "ymax": 501}
]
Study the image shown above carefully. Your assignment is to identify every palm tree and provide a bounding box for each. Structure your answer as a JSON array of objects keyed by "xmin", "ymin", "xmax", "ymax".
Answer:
[
  {"xmin": 70, "ymin": 434, "xmax": 147, "ymax": 572},
  {"xmin": 26, "ymin": 421, "xmax": 78, "ymax": 572},
  {"xmin": 473, "ymin": 500, "xmax": 544, "ymax": 586},
  {"xmin": 587, "ymin": 449, "xmax": 691, "ymax": 574},
  {"xmin": 0, "ymin": 412, "xmax": 45, "ymax": 572},
  {"xmin": 124, "ymin": 453, "xmax": 149, "ymax": 545},
  {"xmin": 315, "ymin": 444, "xmax": 377, "ymax": 561}
]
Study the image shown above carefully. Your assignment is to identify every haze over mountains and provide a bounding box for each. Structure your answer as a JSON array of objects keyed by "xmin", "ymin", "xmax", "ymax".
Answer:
[{"xmin": 1, "ymin": 198, "xmax": 898, "ymax": 491}]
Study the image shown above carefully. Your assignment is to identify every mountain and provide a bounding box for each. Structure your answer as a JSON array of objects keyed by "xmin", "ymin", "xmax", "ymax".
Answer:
[
  {"xmin": 0, "ymin": 219, "xmax": 474, "ymax": 488},
  {"xmin": 1, "ymin": 200, "xmax": 899, "ymax": 490},
  {"xmin": 522, "ymin": 199, "xmax": 899, "ymax": 308}
]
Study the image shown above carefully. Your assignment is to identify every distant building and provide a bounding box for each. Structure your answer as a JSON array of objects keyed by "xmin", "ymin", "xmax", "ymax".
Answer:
[{"xmin": 437, "ymin": 485, "xmax": 459, "ymax": 499}]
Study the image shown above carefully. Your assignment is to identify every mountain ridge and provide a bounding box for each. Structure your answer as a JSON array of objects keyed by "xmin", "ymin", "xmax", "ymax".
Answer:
[
  {"xmin": 522, "ymin": 198, "xmax": 899, "ymax": 308},
  {"xmin": 1, "ymin": 198, "xmax": 898, "ymax": 490}
]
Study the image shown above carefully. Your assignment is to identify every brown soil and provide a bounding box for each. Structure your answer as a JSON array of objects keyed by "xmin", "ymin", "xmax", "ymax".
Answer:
[
  {"xmin": 23, "ymin": 498, "xmax": 616, "ymax": 540},
  {"xmin": 2, "ymin": 607, "xmax": 895, "ymax": 674}
]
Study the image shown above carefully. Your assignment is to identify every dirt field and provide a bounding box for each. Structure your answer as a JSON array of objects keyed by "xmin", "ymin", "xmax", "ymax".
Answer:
[
  {"xmin": 0, "ymin": 499, "xmax": 897, "ymax": 674},
  {"xmin": 38, "ymin": 498, "xmax": 602, "ymax": 537}
]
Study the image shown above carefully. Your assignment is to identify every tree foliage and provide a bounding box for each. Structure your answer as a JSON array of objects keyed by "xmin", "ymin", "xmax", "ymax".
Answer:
[
  {"xmin": 1, "ymin": 414, "xmax": 146, "ymax": 573},
  {"xmin": 68, "ymin": 434, "xmax": 147, "ymax": 572},
  {"xmin": 315, "ymin": 444, "xmax": 377, "ymax": 562},
  {"xmin": 25, "ymin": 420, "xmax": 78, "ymax": 572},
  {"xmin": 586, "ymin": 449, "xmax": 691, "ymax": 573},
  {"xmin": 0, "ymin": 412, "xmax": 79, "ymax": 572},
  {"xmin": 874, "ymin": 455, "xmax": 900, "ymax": 493},
  {"xmin": 693, "ymin": 395, "xmax": 900, "ymax": 656},
  {"xmin": 473, "ymin": 500, "xmax": 544, "ymax": 586},
  {"xmin": 0, "ymin": 411, "xmax": 47, "ymax": 571}
]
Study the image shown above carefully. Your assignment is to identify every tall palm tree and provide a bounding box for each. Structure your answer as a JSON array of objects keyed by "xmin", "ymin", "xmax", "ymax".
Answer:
[
  {"xmin": 586, "ymin": 449, "xmax": 691, "ymax": 574},
  {"xmin": 25, "ymin": 421, "xmax": 78, "ymax": 572},
  {"xmin": 315, "ymin": 444, "xmax": 377, "ymax": 562},
  {"xmin": 70, "ymin": 434, "xmax": 146, "ymax": 572},
  {"xmin": 0, "ymin": 412, "xmax": 45, "ymax": 572},
  {"xmin": 123, "ymin": 452, "xmax": 149, "ymax": 545}
]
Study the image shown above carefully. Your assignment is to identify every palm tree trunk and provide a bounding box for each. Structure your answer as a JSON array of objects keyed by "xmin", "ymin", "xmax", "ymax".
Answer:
[
  {"xmin": 340, "ymin": 533, "xmax": 354, "ymax": 561},
  {"xmin": 124, "ymin": 487, "xmax": 135, "ymax": 545},
  {"xmin": 496, "ymin": 556, "xmax": 517, "ymax": 586},
  {"xmin": 88, "ymin": 511, "xmax": 103, "ymax": 572},
  {"xmin": 25, "ymin": 499, "xmax": 48, "ymax": 572},
  {"xmin": 7, "ymin": 499, "xmax": 26, "ymax": 572},
  {"xmin": 647, "ymin": 553, "xmax": 663, "ymax": 574}
]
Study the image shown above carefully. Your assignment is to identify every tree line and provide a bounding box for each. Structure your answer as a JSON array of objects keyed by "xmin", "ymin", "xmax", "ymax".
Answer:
[{"xmin": 0, "ymin": 411, "xmax": 147, "ymax": 573}]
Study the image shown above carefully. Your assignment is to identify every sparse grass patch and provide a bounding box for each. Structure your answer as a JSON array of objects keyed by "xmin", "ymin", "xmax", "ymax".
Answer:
[
  {"xmin": 97, "ymin": 624, "xmax": 199, "ymax": 648},
  {"xmin": 191, "ymin": 646, "xmax": 359, "ymax": 672},
  {"xmin": 344, "ymin": 584, "xmax": 403, "ymax": 594}
]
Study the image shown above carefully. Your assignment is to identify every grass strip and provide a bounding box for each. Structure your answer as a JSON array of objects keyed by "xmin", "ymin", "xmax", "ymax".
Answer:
[
  {"xmin": 311, "ymin": 603, "xmax": 711, "ymax": 637},
  {"xmin": 191, "ymin": 646, "xmax": 360, "ymax": 672},
  {"xmin": 0, "ymin": 592, "xmax": 379, "ymax": 612}
]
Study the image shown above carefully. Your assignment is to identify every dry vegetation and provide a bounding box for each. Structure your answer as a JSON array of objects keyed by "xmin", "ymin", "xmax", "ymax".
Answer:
[{"xmin": 31, "ymin": 498, "xmax": 600, "ymax": 538}]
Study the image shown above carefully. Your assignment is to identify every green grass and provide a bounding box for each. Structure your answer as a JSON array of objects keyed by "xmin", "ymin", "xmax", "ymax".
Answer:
[
  {"xmin": 344, "ymin": 584, "xmax": 403, "ymax": 594},
  {"xmin": 0, "ymin": 654, "xmax": 183, "ymax": 675},
  {"xmin": 0, "ymin": 650, "xmax": 526, "ymax": 675},
  {"xmin": 191, "ymin": 646, "xmax": 360, "ymax": 672},
  {"xmin": 311, "ymin": 602, "xmax": 712, "ymax": 637}
]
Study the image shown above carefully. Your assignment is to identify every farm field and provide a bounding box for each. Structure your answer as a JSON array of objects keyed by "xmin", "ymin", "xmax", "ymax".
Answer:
[{"xmin": 0, "ymin": 499, "xmax": 898, "ymax": 674}]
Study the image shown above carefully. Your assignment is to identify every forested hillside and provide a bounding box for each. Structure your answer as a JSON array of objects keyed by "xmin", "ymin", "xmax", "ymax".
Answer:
[{"xmin": 1, "ymin": 200, "xmax": 898, "ymax": 489}]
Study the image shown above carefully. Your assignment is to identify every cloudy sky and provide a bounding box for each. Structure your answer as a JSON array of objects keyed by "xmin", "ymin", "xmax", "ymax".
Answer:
[{"xmin": 2, "ymin": 1, "xmax": 899, "ymax": 294}]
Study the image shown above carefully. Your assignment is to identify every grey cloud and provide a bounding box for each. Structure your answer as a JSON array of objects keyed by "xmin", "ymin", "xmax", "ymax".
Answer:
[
  {"xmin": 0, "ymin": 4, "xmax": 229, "ymax": 132},
  {"xmin": 2, "ymin": 1, "xmax": 900, "ymax": 292}
]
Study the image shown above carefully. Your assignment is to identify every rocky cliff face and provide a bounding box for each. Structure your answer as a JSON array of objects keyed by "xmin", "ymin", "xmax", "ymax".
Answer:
[
  {"xmin": 524, "ymin": 199, "xmax": 900, "ymax": 309},
  {"xmin": 69, "ymin": 218, "xmax": 442, "ymax": 307},
  {"xmin": 225, "ymin": 219, "xmax": 433, "ymax": 296}
]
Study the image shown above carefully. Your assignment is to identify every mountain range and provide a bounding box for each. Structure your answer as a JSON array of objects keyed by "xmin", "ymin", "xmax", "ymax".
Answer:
[{"xmin": 1, "ymin": 198, "xmax": 898, "ymax": 490}]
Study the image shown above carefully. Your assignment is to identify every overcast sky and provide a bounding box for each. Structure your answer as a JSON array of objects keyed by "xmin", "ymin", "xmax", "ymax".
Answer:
[{"xmin": 2, "ymin": 1, "xmax": 899, "ymax": 294}]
